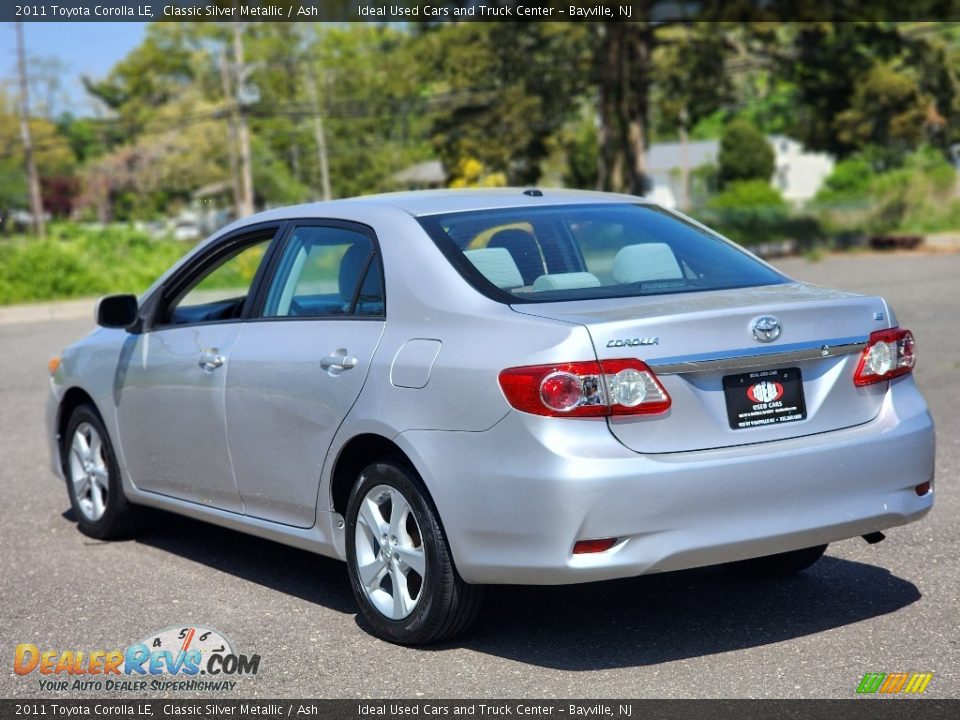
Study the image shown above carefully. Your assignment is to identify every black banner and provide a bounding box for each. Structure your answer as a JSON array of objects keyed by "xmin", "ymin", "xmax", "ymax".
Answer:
[
  {"xmin": 1, "ymin": 700, "xmax": 959, "ymax": 720},
  {"xmin": 4, "ymin": 1, "xmax": 960, "ymax": 23}
]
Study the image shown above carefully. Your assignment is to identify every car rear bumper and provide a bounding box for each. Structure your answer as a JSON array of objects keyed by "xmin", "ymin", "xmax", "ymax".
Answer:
[{"xmin": 397, "ymin": 376, "xmax": 934, "ymax": 585}]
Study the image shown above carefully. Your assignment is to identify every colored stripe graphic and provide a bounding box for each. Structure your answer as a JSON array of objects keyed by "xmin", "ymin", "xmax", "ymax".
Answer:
[
  {"xmin": 856, "ymin": 672, "xmax": 932, "ymax": 694},
  {"xmin": 857, "ymin": 673, "xmax": 886, "ymax": 694},
  {"xmin": 880, "ymin": 673, "xmax": 909, "ymax": 693},
  {"xmin": 903, "ymin": 673, "xmax": 934, "ymax": 694}
]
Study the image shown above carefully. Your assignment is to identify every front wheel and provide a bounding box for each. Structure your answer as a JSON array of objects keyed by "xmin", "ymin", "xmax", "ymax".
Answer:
[
  {"xmin": 727, "ymin": 544, "xmax": 828, "ymax": 578},
  {"xmin": 345, "ymin": 459, "xmax": 483, "ymax": 645},
  {"xmin": 62, "ymin": 404, "xmax": 140, "ymax": 539}
]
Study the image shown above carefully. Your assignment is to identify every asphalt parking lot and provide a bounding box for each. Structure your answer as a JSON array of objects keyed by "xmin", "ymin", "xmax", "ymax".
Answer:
[{"xmin": 1, "ymin": 252, "xmax": 957, "ymax": 699}]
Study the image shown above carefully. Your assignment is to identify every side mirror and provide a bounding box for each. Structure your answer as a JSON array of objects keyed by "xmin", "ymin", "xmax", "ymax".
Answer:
[{"xmin": 96, "ymin": 294, "xmax": 139, "ymax": 329}]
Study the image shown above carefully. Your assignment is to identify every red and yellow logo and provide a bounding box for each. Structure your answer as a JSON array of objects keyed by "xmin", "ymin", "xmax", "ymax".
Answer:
[{"xmin": 746, "ymin": 380, "xmax": 784, "ymax": 404}]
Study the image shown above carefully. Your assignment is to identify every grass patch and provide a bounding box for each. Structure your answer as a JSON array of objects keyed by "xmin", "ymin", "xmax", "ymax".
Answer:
[{"xmin": 0, "ymin": 224, "xmax": 191, "ymax": 306}]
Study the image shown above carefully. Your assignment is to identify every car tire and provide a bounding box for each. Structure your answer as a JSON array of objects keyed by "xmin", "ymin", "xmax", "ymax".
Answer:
[
  {"xmin": 727, "ymin": 544, "xmax": 828, "ymax": 578},
  {"xmin": 62, "ymin": 404, "xmax": 141, "ymax": 540},
  {"xmin": 345, "ymin": 458, "xmax": 484, "ymax": 645}
]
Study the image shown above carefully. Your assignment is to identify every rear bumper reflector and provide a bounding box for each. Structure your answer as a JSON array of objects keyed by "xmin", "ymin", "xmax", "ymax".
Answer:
[{"xmin": 573, "ymin": 538, "xmax": 618, "ymax": 554}]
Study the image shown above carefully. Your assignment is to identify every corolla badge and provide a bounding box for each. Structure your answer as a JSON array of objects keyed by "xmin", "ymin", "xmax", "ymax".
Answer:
[
  {"xmin": 606, "ymin": 337, "xmax": 659, "ymax": 348},
  {"xmin": 752, "ymin": 316, "xmax": 781, "ymax": 343}
]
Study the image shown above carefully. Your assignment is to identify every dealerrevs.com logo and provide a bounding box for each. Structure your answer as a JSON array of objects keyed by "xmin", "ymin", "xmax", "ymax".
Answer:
[{"xmin": 14, "ymin": 626, "xmax": 260, "ymax": 692}]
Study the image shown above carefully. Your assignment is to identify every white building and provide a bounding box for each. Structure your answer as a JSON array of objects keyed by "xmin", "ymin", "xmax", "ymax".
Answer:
[{"xmin": 646, "ymin": 135, "xmax": 835, "ymax": 208}]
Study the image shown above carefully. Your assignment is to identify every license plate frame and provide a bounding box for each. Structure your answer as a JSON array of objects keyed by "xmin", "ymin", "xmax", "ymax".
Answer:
[{"xmin": 722, "ymin": 367, "xmax": 807, "ymax": 430}]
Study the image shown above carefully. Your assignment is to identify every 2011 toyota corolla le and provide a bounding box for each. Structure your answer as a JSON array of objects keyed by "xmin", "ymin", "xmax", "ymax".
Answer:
[{"xmin": 46, "ymin": 189, "xmax": 935, "ymax": 644}]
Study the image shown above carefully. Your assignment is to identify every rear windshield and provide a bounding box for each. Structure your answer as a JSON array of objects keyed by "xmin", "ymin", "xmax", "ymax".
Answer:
[{"xmin": 418, "ymin": 204, "xmax": 787, "ymax": 303}]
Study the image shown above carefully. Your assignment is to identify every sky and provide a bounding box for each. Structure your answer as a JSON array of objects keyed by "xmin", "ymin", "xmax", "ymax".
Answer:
[{"xmin": 3, "ymin": 22, "xmax": 148, "ymax": 116}]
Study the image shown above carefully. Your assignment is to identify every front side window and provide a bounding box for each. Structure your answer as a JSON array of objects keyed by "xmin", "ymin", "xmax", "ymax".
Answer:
[
  {"xmin": 263, "ymin": 225, "xmax": 384, "ymax": 318},
  {"xmin": 419, "ymin": 204, "xmax": 787, "ymax": 303},
  {"xmin": 163, "ymin": 236, "xmax": 273, "ymax": 326}
]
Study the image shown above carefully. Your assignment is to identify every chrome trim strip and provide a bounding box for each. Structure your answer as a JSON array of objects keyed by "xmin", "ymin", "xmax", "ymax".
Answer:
[{"xmin": 648, "ymin": 337, "xmax": 868, "ymax": 375}]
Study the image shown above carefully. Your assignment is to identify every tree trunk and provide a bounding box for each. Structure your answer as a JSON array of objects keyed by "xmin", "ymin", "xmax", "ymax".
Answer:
[{"xmin": 597, "ymin": 22, "xmax": 652, "ymax": 196}]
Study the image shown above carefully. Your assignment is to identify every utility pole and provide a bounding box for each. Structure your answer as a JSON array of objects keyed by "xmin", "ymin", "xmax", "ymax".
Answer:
[
  {"xmin": 678, "ymin": 105, "xmax": 690, "ymax": 211},
  {"xmin": 219, "ymin": 48, "xmax": 242, "ymax": 218},
  {"xmin": 15, "ymin": 23, "xmax": 45, "ymax": 238},
  {"xmin": 301, "ymin": 25, "xmax": 331, "ymax": 201},
  {"xmin": 231, "ymin": 22, "xmax": 255, "ymax": 217},
  {"xmin": 305, "ymin": 62, "xmax": 332, "ymax": 201}
]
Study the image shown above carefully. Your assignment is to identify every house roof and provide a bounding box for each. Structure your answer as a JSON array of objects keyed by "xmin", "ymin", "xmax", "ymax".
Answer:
[{"xmin": 391, "ymin": 160, "xmax": 446, "ymax": 185}]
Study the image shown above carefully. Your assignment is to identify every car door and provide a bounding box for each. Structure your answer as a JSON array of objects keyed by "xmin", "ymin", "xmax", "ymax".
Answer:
[
  {"xmin": 224, "ymin": 221, "xmax": 386, "ymax": 527},
  {"xmin": 116, "ymin": 227, "xmax": 280, "ymax": 512}
]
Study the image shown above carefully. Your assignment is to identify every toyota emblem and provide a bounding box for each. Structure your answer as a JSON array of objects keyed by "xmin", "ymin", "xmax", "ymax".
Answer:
[{"xmin": 752, "ymin": 316, "xmax": 782, "ymax": 343}]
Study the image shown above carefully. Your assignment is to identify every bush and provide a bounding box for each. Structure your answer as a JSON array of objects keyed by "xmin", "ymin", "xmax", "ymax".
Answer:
[
  {"xmin": 717, "ymin": 118, "xmax": 775, "ymax": 189},
  {"xmin": 0, "ymin": 224, "xmax": 189, "ymax": 305},
  {"xmin": 702, "ymin": 180, "xmax": 793, "ymax": 246},
  {"xmin": 811, "ymin": 146, "xmax": 960, "ymax": 235},
  {"xmin": 813, "ymin": 156, "xmax": 874, "ymax": 207}
]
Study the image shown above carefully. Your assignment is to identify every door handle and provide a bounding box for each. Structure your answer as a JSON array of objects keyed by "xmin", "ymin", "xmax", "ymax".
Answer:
[
  {"xmin": 199, "ymin": 349, "xmax": 226, "ymax": 371},
  {"xmin": 321, "ymin": 349, "xmax": 359, "ymax": 375}
]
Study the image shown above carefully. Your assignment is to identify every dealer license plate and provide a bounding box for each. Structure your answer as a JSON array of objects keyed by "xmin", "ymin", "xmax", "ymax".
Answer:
[{"xmin": 723, "ymin": 367, "xmax": 807, "ymax": 430}]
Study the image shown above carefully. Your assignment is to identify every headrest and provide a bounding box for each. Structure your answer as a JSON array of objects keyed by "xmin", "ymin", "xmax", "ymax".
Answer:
[
  {"xmin": 464, "ymin": 247, "xmax": 523, "ymax": 289},
  {"xmin": 612, "ymin": 243, "xmax": 683, "ymax": 284},
  {"xmin": 338, "ymin": 243, "xmax": 376, "ymax": 301},
  {"xmin": 532, "ymin": 272, "xmax": 602, "ymax": 292}
]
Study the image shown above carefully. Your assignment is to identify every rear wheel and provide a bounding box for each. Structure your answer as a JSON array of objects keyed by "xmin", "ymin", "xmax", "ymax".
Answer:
[
  {"xmin": 62, "ymin": 404, "xmax": 140, "ymax": 539},
  {"xmin": 728, "ymin": 544, "xmax": 828, "ymax": 577},
  {"xmin": 345, "ymin": 459, "xmax": 483, "ymax": 645}
]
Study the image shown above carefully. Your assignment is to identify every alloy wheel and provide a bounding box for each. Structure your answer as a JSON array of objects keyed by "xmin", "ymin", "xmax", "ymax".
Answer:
[
  {"xmin": 68, "ymin": 422, "xmax": 109, "ymax": 522},
  {"xmin": 353, "ymin": 484, "xmax": 426, "ymax": 620}
]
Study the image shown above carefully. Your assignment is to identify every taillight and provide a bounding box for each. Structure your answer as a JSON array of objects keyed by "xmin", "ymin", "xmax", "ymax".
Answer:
[
  {"xmin": 498, "ymin": 359, "xmax": 671, "ymax": 417},
  {"xmin": 853, "ymin": 328, "xmax": 915, "ymax": 386}
]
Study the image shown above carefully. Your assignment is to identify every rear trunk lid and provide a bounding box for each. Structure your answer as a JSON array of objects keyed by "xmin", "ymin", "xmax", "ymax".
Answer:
[{"xmin": 512, "ymin": 283, "xmax": 891, "ymax": 453}]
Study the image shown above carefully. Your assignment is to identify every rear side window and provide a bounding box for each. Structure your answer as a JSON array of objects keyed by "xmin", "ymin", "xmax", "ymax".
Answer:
[
  {"xmin": 418, "ymin": 204, "xmax": 787, "ymax": 303},
  {"xmin": 263, "ymin": 225, "xmax": 384, "ymax": 318}
]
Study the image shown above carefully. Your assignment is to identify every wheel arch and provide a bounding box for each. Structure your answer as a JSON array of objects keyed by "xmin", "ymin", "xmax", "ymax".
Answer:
[
  {"xmin": 57, "ymin": 387, "xmax": 101, "ymax": 453},
  {"xmin": 329, "ymin": 433, "xmax": 412, "ymax": 517}
]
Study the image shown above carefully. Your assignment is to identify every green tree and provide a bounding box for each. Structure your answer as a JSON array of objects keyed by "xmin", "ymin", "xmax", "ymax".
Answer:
[
  {"xmin": 553, "ymin": 108, "xmax": 600, "ymax": 189},
  {"xmin": 834, "ymin": 61, "xmax": 933, "ymax": 165},
  {"xmin": 77, "ymin": 93, "xmax": 231, "ymax": 222},
  {"xmin": 651, "ymin": 24, "xmax": 735, "ymax": 141},
  {"xmin": 776, "ymin": 23, "xmax": 907, "ymax": 158},
  {"xmin": 776, "ymin": 22, "xmax": 959, "ymax": 160},
  {"xmin": 717, "ymin": 118, "xmax": 775, "ymax": 188},
  {"xmin": 55, "ymin": 114, "xmax": 109, "ymax": 164},
  {"xmin": 0, "ymin": 92, "xmax": 77, "ymax": 219},
  {"xmin": 307, "ymin": 24, "xmax": 431, "ymax": 198},
  {"xmin": 420, "ymin": 22, "xmax": 592, "ymax": 185},
  {"xmin": 82, "ymin": 23, "xmax": 198, "ymax": 137}
]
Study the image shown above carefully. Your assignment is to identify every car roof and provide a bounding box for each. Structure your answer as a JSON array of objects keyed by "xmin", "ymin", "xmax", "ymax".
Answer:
[
  {"xmin": 344, "ymin": 188, "xmax": 648, "ymax": 216},
  {"xmin": 245, "ymin": 188, "xmax": 649, "ymax": 224}
]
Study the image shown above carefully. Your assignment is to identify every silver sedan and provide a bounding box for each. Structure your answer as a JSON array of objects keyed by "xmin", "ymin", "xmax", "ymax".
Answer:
[{"xmin": 46, "ymin": 189, "xmax": 935, "ymax": 644}]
